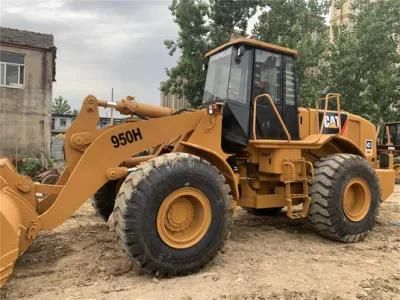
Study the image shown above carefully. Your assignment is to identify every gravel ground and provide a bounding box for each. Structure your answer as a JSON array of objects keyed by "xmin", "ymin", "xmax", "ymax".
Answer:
[{"xmin": 1, "ymin": 186, "xmax": 399, "ymax": 300}]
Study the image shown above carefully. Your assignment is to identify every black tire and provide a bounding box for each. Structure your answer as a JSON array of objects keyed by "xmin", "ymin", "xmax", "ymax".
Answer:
[
  {"xmin": 308, "ymin": 154, "xmax": 380, "ymax": 243},
  {"xmin": 244, "ymin": 207, "xmax": 282, "ymax": 216},
  {"xmin": 41, "ymin": 173, "xmax": 59, "ymax": 185},
  {"xmin": 91, "ymin": 180, "xmax": 118, "ymax": 221},
  {"xmin": 110, "ymin": 153, "xmax": 232, "ymax": 277}
]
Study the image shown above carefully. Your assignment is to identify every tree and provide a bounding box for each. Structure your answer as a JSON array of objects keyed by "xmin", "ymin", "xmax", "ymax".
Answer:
[
  {"xmin": 326, "ymin": 0, "xmax": 400, "ymax": 123},
  {"xmin": 253, "ymin": 0, "xmax": 329, "ymax": 106},
  {"xmin": 72, "ymin": 109, "xmax": 79, "ymax": 120},
  {"xmin": 162, "ymin": 0, "xmax": 262, "ymax": 107},
  {"xmin": 52, "ymin": 96, "xmax": 72, "ymax": 114},
  {"xmin": 162, "ymin": 0, "xmax": 209, "ymax": 107},
  {"xmin": 208, "ymin": 0, "xmax": 261, "ymax": 46}
]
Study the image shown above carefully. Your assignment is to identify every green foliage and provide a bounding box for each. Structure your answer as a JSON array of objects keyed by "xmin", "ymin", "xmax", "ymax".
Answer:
[
  {"xmin": 162, "ymin": 0, "xmax": 262, "ymax": 107},
  {"xmin": 17, "ymin": 158, "xmax": 43, "ymax": 177},
  {"xmin": 52, "ymin": 96, "xmax": 72, "ymax": 114},
  {"xmin": 253, "ymin": 0, "xmax": 329, "ymax": 106},
  {"xmin": 163, "ymin": 0, "xmax": 400, "ymax": 124},
  {"xmin": 326, "ymin": 0, "xmax": 400, "ymax": 123},
  {"xmin": 72, "ymin": 109, "xmax": 79, "ymax": 120},
  {"xmin": 162, "ymin": 0, "xmax": 209, "ymax": 107},
  {"xmin": 208, "ymin": 0, "xmax": 261, "ymax": 45},
  {"xmin": 16, "ymin": 151, "xmax": 54, "ymax": 177}
]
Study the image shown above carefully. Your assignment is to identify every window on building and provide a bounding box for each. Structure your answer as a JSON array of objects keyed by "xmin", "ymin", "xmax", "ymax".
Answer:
[
  {"xmin": 60, "ymin": 118, "xmax": 67, "ymax": 128},
  {"xmin": 51, "ymin": 118, "xmax": 55, "ymax": 130},
  {"xmin": 0, "ymin": 51, "xmax": 25, "ymax": 88}
]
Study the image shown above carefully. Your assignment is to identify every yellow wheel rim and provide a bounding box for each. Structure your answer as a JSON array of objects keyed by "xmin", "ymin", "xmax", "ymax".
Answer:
[
  {"xmin": 342, "ymin": 177, "xmax": 371, "ymax": 222},
  {"xmin": 157, "ymin": 187, "xmax": 212, "ymax": 249}
]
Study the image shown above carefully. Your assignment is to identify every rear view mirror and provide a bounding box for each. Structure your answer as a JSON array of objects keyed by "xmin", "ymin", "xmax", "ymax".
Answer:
[{"xmin": 235, "ymin": 46, "xmax": 245, "ymax": 63}]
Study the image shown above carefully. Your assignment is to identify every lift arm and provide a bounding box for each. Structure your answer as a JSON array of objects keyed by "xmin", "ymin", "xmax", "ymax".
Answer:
[{"xmin": 39, "ymin": 96, "xmax": 204, "ymax": 229}]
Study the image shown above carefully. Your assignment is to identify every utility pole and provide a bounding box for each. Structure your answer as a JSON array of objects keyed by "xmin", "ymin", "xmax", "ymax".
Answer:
[
  {"xmin": 15, "ymin": 137, "xmax": 20, "ymax": 170},
  {"xmin": 110, "ymin": 88, "xmax": 114, "ymax": 125}
]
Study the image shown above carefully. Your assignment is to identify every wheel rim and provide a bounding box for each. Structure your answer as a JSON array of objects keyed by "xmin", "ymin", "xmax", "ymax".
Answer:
[
  {"xmin": 157, "ymin": 187, "xmax": 212, "ymax": 249},
  {"xmin": 342, "ymin": 177, "xmax": 371, "ymax": 222}
]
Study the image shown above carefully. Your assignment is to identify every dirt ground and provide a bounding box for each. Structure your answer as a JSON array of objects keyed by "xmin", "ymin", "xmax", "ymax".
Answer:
[{"xmin": 1, "ymin": 186, "xmax": 399, "ymax": 300}]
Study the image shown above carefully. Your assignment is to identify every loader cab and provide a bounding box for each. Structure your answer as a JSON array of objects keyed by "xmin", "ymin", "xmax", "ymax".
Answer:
[
  {"xmin": 382, "ymin": 122, "xmax": 400, "ymax": 146},
  {"xmin": 203, "ymin": 39, "xmax": 299, "ymax": 153}
]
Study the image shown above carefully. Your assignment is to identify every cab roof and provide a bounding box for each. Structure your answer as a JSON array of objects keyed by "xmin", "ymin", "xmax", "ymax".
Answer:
[{"xmin": 205, "ymin": 38, "xmax": 298, "ymax": 58}]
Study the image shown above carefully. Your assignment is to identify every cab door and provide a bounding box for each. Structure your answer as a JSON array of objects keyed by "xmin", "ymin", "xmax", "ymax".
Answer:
[
  {"xmin": 251, "ymin": 49, "xmax": 283, "ymax": 139},
  {"xmin": 251, "ymin": 50, "xmax": 299, "ymax": 140}
]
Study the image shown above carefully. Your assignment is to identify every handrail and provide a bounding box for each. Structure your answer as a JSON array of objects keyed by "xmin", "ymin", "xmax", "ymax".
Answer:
[
  {"xmin": 252, "ymin": 93, "xmax": 291, "ymax": 141},
  {"xmin": 315, "ymin": 93, "xmax": 342, "ymax": 134},
  {"xmin": 386, "ymin": 124, "xmax": 392, "ymax": 145},
  {"xmin": 283, "ymin": 161, "xmax": 296, "ymax": 181}
]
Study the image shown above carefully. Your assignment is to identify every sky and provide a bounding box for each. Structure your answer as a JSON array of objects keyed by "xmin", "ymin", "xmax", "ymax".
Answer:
[
  {"xmin": 0, "ymin": 0, "xmax": 180, "ymax": 111},
  {"xmin": 0, "ymin": 0, "xmax": 263, "ymax": 112}
]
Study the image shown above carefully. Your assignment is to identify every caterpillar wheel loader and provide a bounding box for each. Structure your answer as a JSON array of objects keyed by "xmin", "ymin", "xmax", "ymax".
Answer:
[
  {"xmin": 377, "ymin": 122, "xmax": 400, "ymax": 183},
  {"xmin": 0, "ymin": 38, "xmax": 395, "ymax": 286}
]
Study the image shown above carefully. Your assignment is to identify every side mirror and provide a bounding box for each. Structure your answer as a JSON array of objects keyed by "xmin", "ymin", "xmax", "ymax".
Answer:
[
  {"xmin": 202, "ymin": 63, "xmax": 208, "ymax": 72},
  {"xmin": 235, "ymin": 46, "xmax": 245, "ymax": 63}
]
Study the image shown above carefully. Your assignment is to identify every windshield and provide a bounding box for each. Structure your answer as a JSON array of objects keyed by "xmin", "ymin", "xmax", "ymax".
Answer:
[{"xmin": 203, "ymin": 47, "xmax": 232, "ymax": 103}]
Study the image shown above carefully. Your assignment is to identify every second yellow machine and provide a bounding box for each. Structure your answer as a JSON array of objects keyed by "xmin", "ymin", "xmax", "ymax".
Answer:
[{"xmin": 0, "ymin": 39, "xmax": 395, "ymax": 286}]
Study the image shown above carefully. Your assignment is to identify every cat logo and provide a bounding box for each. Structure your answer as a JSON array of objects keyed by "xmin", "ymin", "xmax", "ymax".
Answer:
[
  {"xmin": 324, "ymin": 115, "xmax": 339, "ymax": 129},
  {"xmin": 365, "ymin": 140, "xmax": 373, "ymax": 155}
]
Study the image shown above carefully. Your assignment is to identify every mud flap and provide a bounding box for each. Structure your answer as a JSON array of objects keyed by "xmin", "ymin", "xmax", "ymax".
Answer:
[{"xmin": 375, "ymin": 169, "xmax": 395, "ymax": 201}]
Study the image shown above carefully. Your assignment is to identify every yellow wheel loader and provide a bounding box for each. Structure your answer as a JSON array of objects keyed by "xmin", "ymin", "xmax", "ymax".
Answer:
[{"xmin": 0, "ymin": 38, "xmax": 395, "ymax": 286}]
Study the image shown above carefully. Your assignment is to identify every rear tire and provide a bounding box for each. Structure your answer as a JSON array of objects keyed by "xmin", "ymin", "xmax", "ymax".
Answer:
[
  {"xmin": 394, "ymin": 157, "xmax": 400, "ymax": 184},
  {"xmin": 111, "ymin": 153, "xmax": 232, "ymax": 276},
  {"xmin": 91, "ymin": 180, "xmax": 118, "ymax": 221},
  {"xmin": 308, "ymin": 154, "xmax": 380, "ymax": 243}
]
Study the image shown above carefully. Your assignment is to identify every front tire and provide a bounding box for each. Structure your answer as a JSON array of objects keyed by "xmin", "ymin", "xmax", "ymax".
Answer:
[
  {"xmin": 111, "ymin": 153, "xmax": 232, "ymax": 276},
  {"xmin": 308, "ymin": 154, "xmax": 380, "ymax": 243}
]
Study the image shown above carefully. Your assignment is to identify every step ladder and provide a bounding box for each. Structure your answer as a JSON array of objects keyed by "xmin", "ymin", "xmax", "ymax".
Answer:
[{"xmin": 281, "ymin": 159, "xmax": 314, "ymax": 219}]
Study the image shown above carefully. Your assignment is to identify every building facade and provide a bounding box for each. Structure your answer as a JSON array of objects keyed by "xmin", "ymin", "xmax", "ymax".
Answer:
[
  {"xmin": 51, "ymin": 113, "xmax": 74, "ymax": 135},
  {"xmin": 51, "ymin": 113, "xmax": 126, "ymax": 136},
  {"xmin": 329, "ymin": 0, "xmax": 352, "ymax": 43},
  {"xmin": 0, "ymin": 27, "xmax": 56, "ymax": 157}
]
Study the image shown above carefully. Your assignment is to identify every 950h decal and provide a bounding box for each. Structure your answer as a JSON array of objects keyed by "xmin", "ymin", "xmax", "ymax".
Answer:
[{"xmin": 111, "ymin": 128, "xmax": 143, "ymax": 148}]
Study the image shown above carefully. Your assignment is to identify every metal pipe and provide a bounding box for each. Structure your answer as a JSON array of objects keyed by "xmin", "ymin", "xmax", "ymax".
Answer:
[
  {"xmin": 123, "ymin": 155, "xmax": 154, "ymax": 168},
  {"xmin": 252, "ymin": 93, "xmax": 291, "ymax": 141},
  {"xmin": 116, "ymin": 98, "xmax": 174, "ymax": 118},
  {"xmin": 97, "ymin": 96, "xmax": 174, "ymax": 118},
  {"xmin": 106, "ymin": 101, "xmax": 117, "ymax": 108}
]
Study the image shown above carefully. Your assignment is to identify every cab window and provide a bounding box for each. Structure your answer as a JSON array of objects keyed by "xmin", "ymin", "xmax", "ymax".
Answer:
[
  {"xmin": 388, "ymin": 124, "xmax": 397, "ymax": 145},
  {"xmin": 227, "ymin": 47, "xmax": 251, "ymax": 104},
  {"xmin": 253, "ymin": 50, "xmax": 282, "ymax": 104}
]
